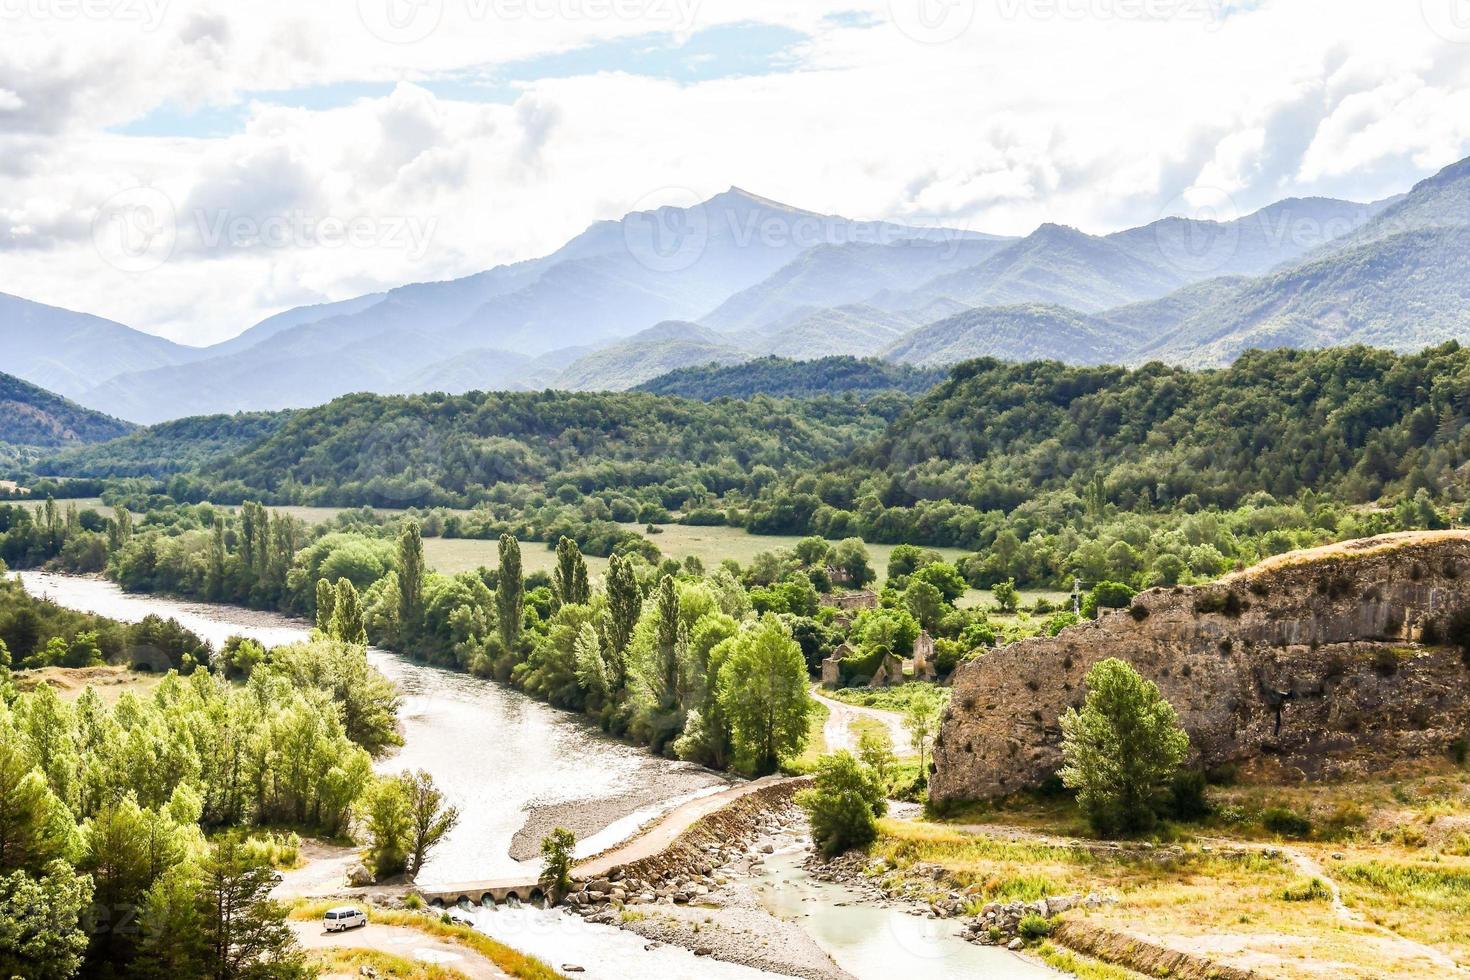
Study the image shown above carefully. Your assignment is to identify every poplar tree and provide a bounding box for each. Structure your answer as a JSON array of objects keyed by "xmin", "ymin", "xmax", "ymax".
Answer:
[
  {"xmin": 331, "ymin": 579, "xmax": 367, "ymax": 646},
  {"xmin": 314, "ymin": 579, "xmax": 336, "ymax": 633},
  {"xmin": 653, "ymin": 575, "xmax": 681, "ymax": 712},
  {"xmin": 397, "ymin": 521, "xmax": 425, "ymax": 644},
  {"xmin": 207, "ymin": 516, "xmax": 227, "ymax": 602},
  {"xmin": 553, "ymin": 536, "xmax": 590, "ymax": 607},
  {"xmin": 496, "ymin": 533, "xmax": 524, "ymax": 654}
]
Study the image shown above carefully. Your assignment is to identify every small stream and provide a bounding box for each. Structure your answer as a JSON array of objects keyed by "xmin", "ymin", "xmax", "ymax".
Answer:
[{"xmin": 752, "ymin": 848, "xmax": 1061, "ymax": 979}]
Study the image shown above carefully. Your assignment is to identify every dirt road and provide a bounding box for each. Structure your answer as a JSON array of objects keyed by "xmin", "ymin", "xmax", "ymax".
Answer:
[
  {"xmin": 290, "ymin": 920, "xmax": 508, "ymax": 978},
  {"xmin": 811, "ymin": 687, "xmax": 913, "ymax": 756}
]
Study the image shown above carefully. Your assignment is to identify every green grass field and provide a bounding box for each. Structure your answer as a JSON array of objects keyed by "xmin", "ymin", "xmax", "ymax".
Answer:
[
  {"xmin": 422, "ymin": 522, "xmax": 974, "ymax": 585},
  {"xmin": 27, "ymin": 498, "xmax": 1050, "ymax": 606},
  {"xmin": 14, "ymin": 497, "xmax": 108, "ymax": 514}
]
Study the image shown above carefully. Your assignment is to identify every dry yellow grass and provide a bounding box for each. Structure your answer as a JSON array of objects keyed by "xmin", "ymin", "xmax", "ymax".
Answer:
[
  {"xmin": 11, "ymin": 665, "xmax": 163, "ymax": 704},
  {"xmin": 308, "ymin": 948, "xmax": 467, "ymax": 979},
  {"xmin": 1227, "ymin": 530, "xmax": 1470, "ymax": 580},
  {"xmin": 421, "ymin": 522, "xmax": 973, "ymax": 585},
  {"xmin": 291, "ymin": 900, "xmax": 562, "ymax": 980},
  {"xmin": 877, "ymin": 814, "xmax": 1461, "ymax": 978}
]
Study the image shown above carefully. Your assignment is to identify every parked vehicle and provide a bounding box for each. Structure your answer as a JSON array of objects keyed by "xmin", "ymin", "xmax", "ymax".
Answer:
[{"xmin": 324, "ymin": 906, "xmax": 367, "ymax": 932}]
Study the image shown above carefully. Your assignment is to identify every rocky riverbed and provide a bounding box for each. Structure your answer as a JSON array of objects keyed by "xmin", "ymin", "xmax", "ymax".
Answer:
[
  {"xmin": 567, "ymin": 799, "xmax": 851, "ymax": 979},
  {"xmin": 559, "ymin": 789, "xmax": 1066, "ymax": 978}
]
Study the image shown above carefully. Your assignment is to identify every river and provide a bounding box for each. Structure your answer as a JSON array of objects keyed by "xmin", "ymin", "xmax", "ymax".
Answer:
[{"xmin": 16, "ymin": 571, "xmax": 1060, "ymax": 980}]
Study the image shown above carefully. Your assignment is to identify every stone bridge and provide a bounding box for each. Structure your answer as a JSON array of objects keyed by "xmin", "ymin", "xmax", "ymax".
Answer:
[{"xmin": 418, "ymin": 877, "xmax": 548, "ymax": 908}]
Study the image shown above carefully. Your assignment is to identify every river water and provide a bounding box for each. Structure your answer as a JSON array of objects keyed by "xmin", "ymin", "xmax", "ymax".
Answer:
[{"xmin": 16, "ymin": 571, "xmax": 1059, "ymax": 980}]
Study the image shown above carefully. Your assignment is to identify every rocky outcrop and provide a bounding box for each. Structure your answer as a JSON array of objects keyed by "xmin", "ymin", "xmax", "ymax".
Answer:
[{"xmin": 931, "ymin": 532, "xmax": 1470, "ymax": 804}]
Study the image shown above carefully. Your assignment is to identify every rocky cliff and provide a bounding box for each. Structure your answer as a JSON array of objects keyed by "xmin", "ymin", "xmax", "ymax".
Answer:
[{"xmin": 930, "ymin": 532, "xmax": 1470, "ymax": 804}]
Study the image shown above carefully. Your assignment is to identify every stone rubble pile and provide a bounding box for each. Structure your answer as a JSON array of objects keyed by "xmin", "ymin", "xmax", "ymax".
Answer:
[
  {"xmin": 571, "ymin": 802, "xmax": 806, "ymax": 924},
  {"xmin": 963, "ymin": 893, "xmax": 1116, "ymax": 946}
]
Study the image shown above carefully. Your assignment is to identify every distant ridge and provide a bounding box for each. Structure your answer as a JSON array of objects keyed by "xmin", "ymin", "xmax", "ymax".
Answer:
[
  {"xmin": 635, "ymin": 356, "xmax": 946, "ymax": 400},
  {"xmin": 0, "ymin": 370, "xmax": 135, "ymax": 448}
]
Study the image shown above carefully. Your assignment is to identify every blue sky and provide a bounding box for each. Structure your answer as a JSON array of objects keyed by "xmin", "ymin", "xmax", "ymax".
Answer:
[{"xmin": 117, "ymin": 21, "xmax": 812, "ymax": 138}]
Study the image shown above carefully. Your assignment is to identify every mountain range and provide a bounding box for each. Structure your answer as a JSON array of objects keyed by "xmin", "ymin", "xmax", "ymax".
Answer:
[{"xmin": 3, "ymin": 156, "xmax": 1468, "ymax": 423}]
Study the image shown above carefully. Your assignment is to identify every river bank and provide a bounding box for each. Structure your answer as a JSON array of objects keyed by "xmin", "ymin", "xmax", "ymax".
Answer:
[{"xmin": 11, "ymin": 572, "xmax": 728, "ymax": 884}]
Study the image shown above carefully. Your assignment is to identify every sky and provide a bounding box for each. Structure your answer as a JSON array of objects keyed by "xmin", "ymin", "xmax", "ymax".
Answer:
[{"xmin": 2, "ymin": 0, "xmax": 1469, "ymax": 346}]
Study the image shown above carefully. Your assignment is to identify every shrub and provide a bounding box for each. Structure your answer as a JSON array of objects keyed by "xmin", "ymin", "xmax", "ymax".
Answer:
[
  {"xmin": 1262, "ymin": 806, "xmax": 1313, "ymax": 837},
  {"xmin": 796, "ymin": 751, "xmax": 888, "ymax": 857},
  {"xmin": 1372, "ymin": 648, "xmax": 1401, "ymax": 677},
  {"xmin": 1280, "ymin": 877, "xmax": 1332, "ymax": 902},
  {"xmin": 1166, "ymin": 770, "xmax": 1211, "ymax": 821},
  {"xmin": 1194, "ymin": 590, "xmax": 1246, "ymax": 616},
  {"xmin": 1017, "ymin": 913, "xmax": 1053, "ymax": 940}
]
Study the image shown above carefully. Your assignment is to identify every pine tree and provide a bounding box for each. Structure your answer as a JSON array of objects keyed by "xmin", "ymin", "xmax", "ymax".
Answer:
[{"xmin": 196, "ymin": 836, "xmax": 304, "ymax": 978}]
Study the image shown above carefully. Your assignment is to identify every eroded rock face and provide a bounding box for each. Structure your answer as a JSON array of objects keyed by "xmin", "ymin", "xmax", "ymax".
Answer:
[{"xmin": 931, "ymin": 532, "xmax": 1470, "ymax": 805}]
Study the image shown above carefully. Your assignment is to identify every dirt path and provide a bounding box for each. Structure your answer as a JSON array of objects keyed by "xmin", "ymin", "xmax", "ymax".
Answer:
[
  {"xmin": 909, "ymin": 819, "xmax": 1468, "ymax": 976},
  {"xmin": 1201, "ymin": 837, "xmax": 1468, "ymax": 975},
  {"xmin": 811, "ymin": 688, "xmax": 913, "ymax": 757},
  {"xmin": 290, "ymin": 921, "xmax": 508, "ymax": 979}
]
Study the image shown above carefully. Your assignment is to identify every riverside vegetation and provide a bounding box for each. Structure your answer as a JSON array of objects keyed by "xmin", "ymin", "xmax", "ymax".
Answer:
[{"xmin": 0, "ymin": 568, "xmax": 479, "ymax": 979}]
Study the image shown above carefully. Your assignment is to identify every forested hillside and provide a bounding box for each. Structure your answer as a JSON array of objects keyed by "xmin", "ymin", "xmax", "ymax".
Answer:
[
  {"xmin": 0, "ymin": 371, "xmax": 134, "ymax": 447},
  {"xmin": 36, "ymin": 411, "xmax": 291, "ymax": 479},
  {"xmin": 200, "ymin": 389, "xmax": 908, "ymax": 507},
  {"xmin": 747, "ymin": 344, "xmax": 1469, "ymax": 547},
  {"xmin": 636, "ymin": 356, "xmax": 945, "ymax": 399}
]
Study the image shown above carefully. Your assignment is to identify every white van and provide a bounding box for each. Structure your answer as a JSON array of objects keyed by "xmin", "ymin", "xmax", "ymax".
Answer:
[{"xmin": 324, "ymin": 906, "xmax": 367, "ymax": 932}]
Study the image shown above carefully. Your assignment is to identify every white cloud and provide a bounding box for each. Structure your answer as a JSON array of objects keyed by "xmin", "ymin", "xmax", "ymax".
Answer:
[{"xmin": 0, "ymin": 0, "xmax": 1467, "ymax": 344}]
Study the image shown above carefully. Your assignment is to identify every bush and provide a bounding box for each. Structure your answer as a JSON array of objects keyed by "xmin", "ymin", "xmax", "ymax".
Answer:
[
  {"xmin": 1280, "ymin": 877, "xmax": 1332, "ymax": 902},
  {"xmin": 1017, "ymin": 913, "xmax": 1053, "ymax": 940},
  {"xmin": 1166, "ymin": 770, "xmax": 1211, "ymax": 821},
  {"xmin": 1262, "ymin": 806, "xmax": 1313, "ymax": 837},
  {"xmin": 796, "ymin": 751, "xmax": 888, "ymax": 858},
  {"xmin": 539, "ymin": 828, "xmax": 575, "ymax": 894}
]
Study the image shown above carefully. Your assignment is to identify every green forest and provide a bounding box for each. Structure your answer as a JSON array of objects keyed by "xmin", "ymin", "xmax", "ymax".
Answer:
[{"xmin": 0, "ymin": 567, "xmax": 423, "ymax": 979}]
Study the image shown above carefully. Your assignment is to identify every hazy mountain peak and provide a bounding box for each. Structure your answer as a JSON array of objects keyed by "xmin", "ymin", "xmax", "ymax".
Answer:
[{"xmin": 707, "ymin": 186, "xmax": 818, "ymax": 215}]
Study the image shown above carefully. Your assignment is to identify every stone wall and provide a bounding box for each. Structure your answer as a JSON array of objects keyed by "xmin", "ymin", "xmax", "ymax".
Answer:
[{"xmin": 931, "ymin": 532, "xmax": 1470, "ymax": 804}]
